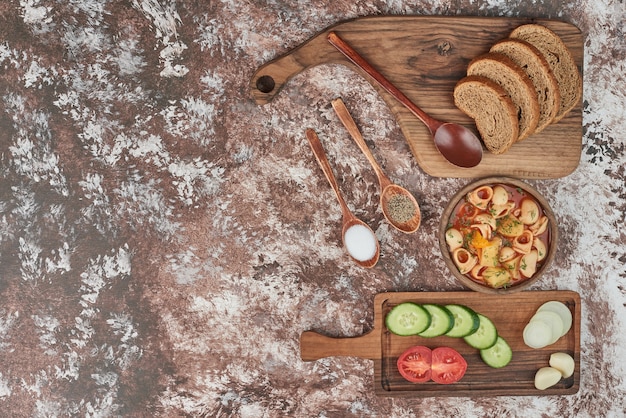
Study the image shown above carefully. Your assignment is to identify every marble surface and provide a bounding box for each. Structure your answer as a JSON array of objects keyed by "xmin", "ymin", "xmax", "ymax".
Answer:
[{"xmin": 0, "ymin": 1, "xmax": 625, "ymax": 416}]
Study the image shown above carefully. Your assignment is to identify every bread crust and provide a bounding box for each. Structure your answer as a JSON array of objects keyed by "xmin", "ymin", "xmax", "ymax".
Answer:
[
  {"xmin": 490, "ymin": 38, "xmax": 561, "ymax": 133},
  {"xmin": 453, "ymin": 75, "xmax": 519, "ymax": 155},
  {"xmin": 509, "ymin": 24, "xmax": 582, "ymax": 123},
  {"xmin": 467, "ymin": 52, "xmax": 540, "ymax": 142},
  {"xmin": 453, "ymin": 23, "xmax": 581, "ymax": 155}
]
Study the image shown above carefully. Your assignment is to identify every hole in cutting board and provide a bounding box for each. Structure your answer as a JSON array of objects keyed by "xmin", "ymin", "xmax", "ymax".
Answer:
[{"xmin": 256, "ymin": 75, "xmax": 276, "ymax": 93}]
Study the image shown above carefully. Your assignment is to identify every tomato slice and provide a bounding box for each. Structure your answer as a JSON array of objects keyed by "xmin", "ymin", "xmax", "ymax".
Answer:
[
  {"xmin": 431, "ymin": 347, "xmax": 468, "ymax": 384},
  {"xmin": 397, "ymin": 346, "xmax": 432, "ymax": 383}
]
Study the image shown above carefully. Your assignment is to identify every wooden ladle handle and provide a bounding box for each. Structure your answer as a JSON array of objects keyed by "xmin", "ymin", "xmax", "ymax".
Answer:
[
  {"xmin": 327, "ymin": 31, "xmax": 442, "ymax": 133},
  {"xmin": 300, "ymin": 330, "xmax": 381, "ymax": 361}
]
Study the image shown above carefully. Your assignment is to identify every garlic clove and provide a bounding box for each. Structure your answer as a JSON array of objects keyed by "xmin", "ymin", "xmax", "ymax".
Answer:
[
  {"xmin": 534, "ymin": 366, "xmax": 562, "ymax": 390},
  {"xmin": 549, "ymin": 353, "xmax": 575, "ymax": 378}
]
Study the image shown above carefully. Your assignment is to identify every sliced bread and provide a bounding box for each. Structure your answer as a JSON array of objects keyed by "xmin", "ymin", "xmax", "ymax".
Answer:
[
  {"xmin": 490, "ymin": 38, "xmax": 561, "ymax": 133},
  {"xmin": 509, "ymin": 24, "xmax": 582, "ymax": 123},
  {"xmin": 454, "ymin": 75, "xmax": 519, "ymax": 155},
  {"xmin": 466, "ymin": 52, "xmax": 540, "ymax": 141}
]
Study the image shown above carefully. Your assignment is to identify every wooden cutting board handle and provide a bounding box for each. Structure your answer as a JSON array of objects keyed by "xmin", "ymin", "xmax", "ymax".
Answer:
[
  {"xmin": 250, "ymin": 25, "xmax": 345, "ymax": 105},
  {"xmin": 300, "ymin": 330, "xmax": 381, "ymax": 361}
]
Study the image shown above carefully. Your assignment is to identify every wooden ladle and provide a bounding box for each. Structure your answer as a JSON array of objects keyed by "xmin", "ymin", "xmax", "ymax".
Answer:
[
  {"xmin": 331, "ymin": 98, "xmax": 421, "ymax": 233},
  {"xmin": 305, "ymin": 128, "xmax": 380, "ymax": 268},
  {"xmin": 327, "ymin": 31, "xmax": 483, "ymax": 168}
]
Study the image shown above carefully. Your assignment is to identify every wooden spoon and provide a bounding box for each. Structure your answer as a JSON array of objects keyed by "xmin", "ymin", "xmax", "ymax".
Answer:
[
  {"xmin": 327, "ymin": 31, "xmax": 483, "ymax": 168},
  {"xmin": 305, "ymin": 128, "xmax": 380, "ymax": 268},
  {"xmin": 331, "ymin": 98, "xmax": 421, "ymax": 233}
]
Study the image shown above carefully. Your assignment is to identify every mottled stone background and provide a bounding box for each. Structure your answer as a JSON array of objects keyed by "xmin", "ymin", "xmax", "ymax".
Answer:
[{"xmin": 0, "ymin": 0, "xmax": 624, "ymax": 417}]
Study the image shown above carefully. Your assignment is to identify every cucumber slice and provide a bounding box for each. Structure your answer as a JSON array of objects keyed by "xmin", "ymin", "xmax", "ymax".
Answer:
[
  {"xmin": 418, "ymin": 304, "xmax": 454, "ymax": 338},
  {"xmin": 480, "ymin": 336, "xmax": 513, "ymax": 368},
  {"xmin": 444, "ymin": 304, "xmax": 481, "ymax": 338},
  {"xmin": 463, "ymin": 313, "xmax": 498, "ymax": 349},
  {"xmin": 385, "ymin": 302, "xmax": 431, "ymax": 336}
]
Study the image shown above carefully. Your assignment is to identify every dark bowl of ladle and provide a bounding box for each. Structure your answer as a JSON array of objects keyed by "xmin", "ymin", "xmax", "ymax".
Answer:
[{"xmin": 327, "ymin": 31, "xmax": 483, "ymax": 169}]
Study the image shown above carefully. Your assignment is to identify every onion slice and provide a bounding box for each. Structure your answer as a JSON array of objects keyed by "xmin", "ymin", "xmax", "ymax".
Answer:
[
  {"xmin": 530, "ymin": 310, "xmax": 564, "ymax": 344},
  {"xmin": 523, "ymin": 320, "xmax": 552, "ymax": 349},
  {"xmin": 537, "ymin": 301, "xmax": 572, "ymax": 337}
]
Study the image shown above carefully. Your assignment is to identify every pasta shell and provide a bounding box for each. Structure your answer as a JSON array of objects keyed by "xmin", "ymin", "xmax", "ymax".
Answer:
[
  {"xmin": 502, "ymin": 254, "xmax": 523, "ymax": 280},
  {"xmin": 499, "ymin": 246, "xmax": 518, "ymax": 263},
  {"xmin": 459, "ymin": 202, "xmax": 479, "ymax": 219},
  {"xmin": 518, "ymin": 198, "xmax": 541, "ymax": 225},
  {"xmin": 490, "ymin": 201, "xmax": 516, "ymax": 219},
  {"xmin": 533, "ymin": 237, "xmax": 547, "ymax": 261},
  {"xmin": 473, "ymin": 213, "xmax": 497, "ymax": 230},
  {"xmin": 445, "ymin": 228, "xmax": 464, "ymax": 252},
  {"xmin": 471, "ymin": 224, "xmax": 492, "ymax": 242},
  {"xmin": 470, "ymin": 265, "xmax": 487, "ymax": 282},
  {"xmin": 529, "ymin": 216, "xmax": 549, "ymax": 236},
  {"xmin": 519, "ymin": 250, "xmax": 539, "ymax": 278},
  {"xmin": 452, "ymin": 248, "xmax": 478, "ymax": 274},
  {"xmin": 492, "ymin": 185, "xmax": 509, "ymax": 206},
  {"xmin": 512, "ymin": 230, "xmax": 534, "ymax": 254},
  {"xmin": 467, "ymin": 186, "xmax": 493, "ymax": 209}
]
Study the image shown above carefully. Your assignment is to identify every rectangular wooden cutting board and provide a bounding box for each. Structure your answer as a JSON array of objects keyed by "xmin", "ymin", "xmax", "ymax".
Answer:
[
  {"xmin": 250, "ymin": 16, "xmax": 583, "ymax": 179},
  {"xmin": 300, "ymin": 291, "xmax": 581, "ymax": 397}
]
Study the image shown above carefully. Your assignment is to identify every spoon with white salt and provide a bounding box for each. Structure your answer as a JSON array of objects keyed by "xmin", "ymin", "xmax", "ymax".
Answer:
[
  {"xmin": 331, "ymin": 98, "xmax": 421, "ymax": 234},
  {"xmin": 305, "ymin": 128, "xmax": 380, "ymax": 268}
]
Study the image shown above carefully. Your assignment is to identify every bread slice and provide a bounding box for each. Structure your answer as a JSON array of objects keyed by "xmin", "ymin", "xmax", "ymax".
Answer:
[
  {"xmin": 509, "ymin": 24, "xmax": 582, "ymax": 123},
  {"xmin": 454, "ymin": 75, "xmax": 519, "ymax": 155},
  {"xmin": 490, "ymin": 38, "xmax": 561, "ymax": 133},
  {"xmin": 467, "ymin": 52, "xmax": 540, "ymax": 141}
]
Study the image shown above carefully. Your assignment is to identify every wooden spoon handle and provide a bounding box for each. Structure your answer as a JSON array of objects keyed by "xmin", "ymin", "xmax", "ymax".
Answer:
[
  {"xmin": 300, "ymin": 330, "xmax": 381, "ymax": 361},
  {"xmin": 327, "ymin": 31, "xmax": 442, "ymax": 133},
  {"xmin": 305, "ymin": 129, "xmax": 353, "ymax": 221},
  {"xmin": 331, "ymin": 98, "xmax": 393, "ymax": 190}
]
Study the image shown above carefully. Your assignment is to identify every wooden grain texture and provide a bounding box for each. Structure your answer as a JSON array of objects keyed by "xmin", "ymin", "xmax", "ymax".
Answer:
[
  {"xmin": 299, "ymin": 291, "xmax": 581, "ymax": 397},
  {"xmin": 250, "ymin": 16, "xmax": 583, "ymax": 179}
]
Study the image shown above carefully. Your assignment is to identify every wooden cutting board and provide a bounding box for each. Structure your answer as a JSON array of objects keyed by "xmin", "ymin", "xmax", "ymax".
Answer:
[
  {"xmin": 250, "ymin": 16, "xmax": 583, "ymax": 179},
  {"xmin": 300, "ymin": 291, "xmax": 581, "ymax": 397}
]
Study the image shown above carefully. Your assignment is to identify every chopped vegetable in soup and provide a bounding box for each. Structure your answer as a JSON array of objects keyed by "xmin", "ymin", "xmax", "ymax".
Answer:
[{"xmin": 445, "ymin": 183, "xmax": 551, "ymax": 289}]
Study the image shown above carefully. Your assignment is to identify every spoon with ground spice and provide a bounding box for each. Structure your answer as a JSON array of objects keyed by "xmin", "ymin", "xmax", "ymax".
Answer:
[
  {"xmin": 305, "ymin": 128, "xmax": 380, "ymax": 268},
  {"xmin": 331, "ymin": 98, "xmax": 421, "ymax": 234}
]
